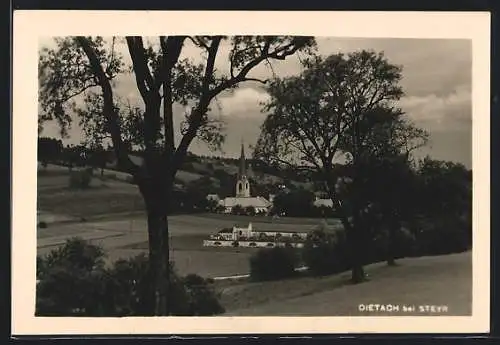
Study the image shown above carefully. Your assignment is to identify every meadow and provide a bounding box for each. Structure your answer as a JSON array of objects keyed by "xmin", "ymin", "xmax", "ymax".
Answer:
[{"xmin": 36, "ymin": 164, "xmax": 334, "ymax": 278}]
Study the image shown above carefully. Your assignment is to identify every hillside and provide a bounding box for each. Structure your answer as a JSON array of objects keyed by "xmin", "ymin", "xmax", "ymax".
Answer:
[
  {"xmin": 220, "ymin": 251, "xmax": 472, "ymax": 316},
  {"xmin": 107, "ymin": 152, "xmax": 314, "ymax": 197}
]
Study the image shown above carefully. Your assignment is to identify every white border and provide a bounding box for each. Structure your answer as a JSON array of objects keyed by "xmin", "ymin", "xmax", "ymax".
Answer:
[{"xmin": 12, "ymin": 10, "xmax": 490, "ymax": 335}]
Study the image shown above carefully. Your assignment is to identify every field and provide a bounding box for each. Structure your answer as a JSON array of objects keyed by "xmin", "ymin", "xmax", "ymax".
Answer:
[
  {"xmin": 36, "ymin": 164, "xmax": 472, "ymax": 316},
  {"xmin": 37, "ymin": 164, "xmax": 335, "ymax": 278}
]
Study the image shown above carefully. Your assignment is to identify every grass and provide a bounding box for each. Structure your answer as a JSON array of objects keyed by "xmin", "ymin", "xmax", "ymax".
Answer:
[
  {"xmin": 38, "ymin": 188, "xmax": 145, "ymax": 218},
  {"xmin": 37, "ymin": 164, "xmax": 341, "ymax": 229},
  {"xmin": 192, "ymin": 213, "xmax": 342, "ymax": 226},
  {"xmin": 218, "ymin": 251, "xmax": 472, "ymax": 316},
  {"xmin": 214, "ymin": 271, "xmax": 350, "ymax": 312},
  {"xmin": 37, "ymin": 165, "xmax": 144, "ymax": 218}
]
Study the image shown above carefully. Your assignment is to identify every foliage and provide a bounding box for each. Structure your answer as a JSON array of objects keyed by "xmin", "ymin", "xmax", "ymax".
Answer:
[
  {"xmin": 302, "ymin": 229, "xmax": 351, "ymax": 276},
  {"xmin": 231, "ymin": 204, "xmax": 245, "ymax": 215},
  {"xmin": 183, "ymin": 176, "xmax": 217, "ymax": 211},
  {"xmin": 254, "ymin": 50, "xmax": 428, "ymax": 282},
  {"xmin": 271, "ymin": 190, "xmax": 315, "ymax": 217},
  {"xmin": 36, "ymin": 238, "xmax": 108, "ymax": 316},
  {"xmin": 62, "ymin": 145, "xmax": 88, "ymax": 170},
  {"xmin": 182, "ymin": 274, "xmax": 225, "ymax": 316},
  {"xmin": 254, "ymin": 50, "xmax": 407, "ymax": 170},
  {"xmin": 411, "ymin": 216, "xmax": 471, "ymax": 256},
  {"xmin": 411, "ymin": 158, "xmax": 473, "ymax": 255},
  {"xmin": 38, "ymin": 137, "xmax": 63, "ymax": 166},
  {"xmin": 244, "ymin": 205, "xmax": 256, "ymax": 216},
  {"xmin": 366, "ymin": 226, "xmax": 417, "ymax": 264},
  {"xmin": 87, "ymin": 144, "xmax": 112, "ymax": 175},
  {"xmin": 36, "ymin": 239, "xmax": 225, "ymax": 316},
  {"xmin": 249, "ymin": 246, "xmax": 298, "ymax": 281}
]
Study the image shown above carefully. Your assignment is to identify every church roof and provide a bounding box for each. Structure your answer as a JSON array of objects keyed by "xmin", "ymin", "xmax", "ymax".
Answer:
[{"xmin": 219, "ymin": 196, "xmax": 272, "ymax": 208}]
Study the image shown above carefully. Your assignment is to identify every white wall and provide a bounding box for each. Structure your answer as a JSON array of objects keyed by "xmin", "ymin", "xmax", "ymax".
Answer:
[{"xmin": 203, "ymin": 240, "xmax": 305, "ymax": 249}]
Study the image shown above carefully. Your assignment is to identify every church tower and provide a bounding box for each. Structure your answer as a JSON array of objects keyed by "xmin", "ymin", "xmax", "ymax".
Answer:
[{"xmin": 236, "ymin": 140, "xmax": 250, "ymax": 197}]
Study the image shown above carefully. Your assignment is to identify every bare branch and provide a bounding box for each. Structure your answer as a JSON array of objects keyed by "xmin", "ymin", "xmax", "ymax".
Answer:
[
  {"xmin": 74, "ymin": 36, "xmax": 138, "ymax": 175},
  {"xmin": 172, "ymin": 36, "xmax": 223, "ymax": 176}
]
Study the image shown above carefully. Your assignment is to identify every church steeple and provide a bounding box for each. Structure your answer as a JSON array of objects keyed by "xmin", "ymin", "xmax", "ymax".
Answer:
[
  {"xmin": 236, "ymin": 139, "xmax": 250, "ymax": 197},
  {"xmin": 238, "ymin": 139, "xmax": 246, "ymax": 178}
]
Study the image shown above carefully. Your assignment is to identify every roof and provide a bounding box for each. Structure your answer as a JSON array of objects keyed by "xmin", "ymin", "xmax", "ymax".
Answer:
[
  {"xmin": 313, "ymin": 199, "xmax": 334, "ymax": 207},
  {"xmin": 219, "ymin": 196, "xmax": 272, "ymax": 208}
]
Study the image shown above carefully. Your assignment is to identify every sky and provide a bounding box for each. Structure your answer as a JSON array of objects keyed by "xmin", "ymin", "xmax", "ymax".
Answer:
[{"xmin": 39, "ymin": 37, "xmax": 472, "ymax": 168}]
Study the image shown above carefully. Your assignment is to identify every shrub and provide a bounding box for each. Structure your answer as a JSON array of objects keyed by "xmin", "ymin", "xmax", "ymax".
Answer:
[
  {"xmin": 412, "ymin": 216, "xmax": 471, "ymax": 256},
  {"xmin": 302, "ymin": 229, "xmax": 350, "ymax": 276},
  {"xmin": 244, "ymin": 206, "xmax": 256, "ymax": 216},
  {"xmin": 232, "ymin": 241, "xmax": 239, "ymax": 247},
  {"xmin": 38, "ymin": 221, "xmax": 48, "ymax": 228},
  {"xmin": 366, "ymin": 226, "xmax": 417, "ymax": 264},
  {"xmin": 36, "ymin": 238, "xmax": 108, "ymax": 316},
  {"xmin": 68, "ymin": 169, "xmax": 92, "ymax": 189},
  {"xmin": 249, "ymin": 246, "xmax": 298, "ymax": 281},
  {"xmin": 36, "ymin": 238, "xmax": 225, "ymax": 316},
  {"xmin": 182, "ymin": 274, "xmax": 225, "ymax": 316}
]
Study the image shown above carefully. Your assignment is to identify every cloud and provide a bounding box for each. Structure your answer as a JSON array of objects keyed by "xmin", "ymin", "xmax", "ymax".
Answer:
[
  {"xmin": 216, "ymin": 87, "xmax": 270, "ymax": 118},
  {"xmin": 399, "ymin": 84, "xmax": 471, "ymax": 129},
  {"xmin": 316, "ymin": 37, "xmax": 471, "ymax": 98}
]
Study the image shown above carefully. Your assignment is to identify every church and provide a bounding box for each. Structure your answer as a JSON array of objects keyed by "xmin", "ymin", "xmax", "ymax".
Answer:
[{"xmin": 218, "ymin": 142, "xmax": 272, "ymax": 214}]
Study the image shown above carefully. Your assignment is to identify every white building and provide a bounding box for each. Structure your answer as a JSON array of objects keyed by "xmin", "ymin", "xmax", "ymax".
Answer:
[
  {"xmin": 209, "ymin": 222, "xmax": 308, "ymax": 241},
  {"xmin": 218, "ymin": 142, "xmax": 272, "ymax": 214},
  {"xmin": 313, "ymin": 197, "xmax": 334, "ymax": 208}
]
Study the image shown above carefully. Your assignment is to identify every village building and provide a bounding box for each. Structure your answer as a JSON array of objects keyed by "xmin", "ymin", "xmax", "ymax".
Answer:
[{"xmin": 217, "ymin": 142, "xmax": 272, "ymax": 214}]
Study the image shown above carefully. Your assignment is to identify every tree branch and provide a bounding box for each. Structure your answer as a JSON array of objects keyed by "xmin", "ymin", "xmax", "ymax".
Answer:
[
  {"xmin": 74, "ymin": 36, "xmax": 138, "ymax": 175},
  {"xmin": 160, "ymin": 36, "xmax": 186, "ymax": 158},
  {"xmin": 171, "ymin": 36, "xmax": 222, "ymax": 176}
]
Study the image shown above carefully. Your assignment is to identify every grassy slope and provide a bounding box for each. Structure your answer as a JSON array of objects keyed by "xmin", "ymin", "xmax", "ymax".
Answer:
[
  {"xmin": 218, "ymin": 251, "xmax": 472, "ymax": 316},
  {"xmin": 37, "ymin": 164, "xmax": 325, "ymax": 224}
]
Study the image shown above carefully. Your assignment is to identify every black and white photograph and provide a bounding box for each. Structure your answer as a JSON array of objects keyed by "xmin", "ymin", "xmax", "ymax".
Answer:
[{"xmin": 12, "ymin": 11, "xmax": 490, "ymax": 335}]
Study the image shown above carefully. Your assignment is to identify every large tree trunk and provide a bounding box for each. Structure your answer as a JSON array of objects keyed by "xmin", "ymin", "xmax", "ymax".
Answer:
[
  {"xmin": 349, "ymin": 209, "xmax": 367, "ymax": 283},
  {"xmin": 145, "ymin": 210, "xmax": 170, "ymax": 315},
  {"xmin": 326, "ymin": 188, "xmax": 366, "ymax": 284},
  {"xmin": 139, "ymin": 177, "xmax": 171, "ymax": 316},
  {"xmin": 386, "ymin": 216, "xmax": 400, "ymax": 266}
]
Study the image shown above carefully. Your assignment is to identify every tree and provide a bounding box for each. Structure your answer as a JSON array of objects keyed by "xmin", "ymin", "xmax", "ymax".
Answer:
[
  {"xmin": 411, "ymin": 157, "xmax": 472, "ymax": 255},
  {"xmin": 37, "ymin": 137, "xmax": 63, "ymax": 168},
  {"xmin": 272, "ymin": 189, "xmax": 315, "ymax": 217},
  {"xmin": 244, "ymin": 205, "xmax": 256, "ymax": 216},
  {"xmin": 36, "ymin": 238, "xmax": 225, "ymax": 316},
  {"xmin": 254, "ymin": 50, "xmax": 427, "ymax": 283},
  {"xmin": 231, "ymin": 204, "xmax": 244, "ymax": 215},
  {"xmin": 39, "ymin": 35, "xmax": 316, "ymax": 315},
  {"xmin": 337, "ymin": 108, "xmax": 428, "ymax": 266},
  {"xmin": 87, "ymin": 143, "xmax": 111, "ymax": 176},
  {"xmin": 185, "ymin": 176, "xmax": 214, "ymax": 211}
]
